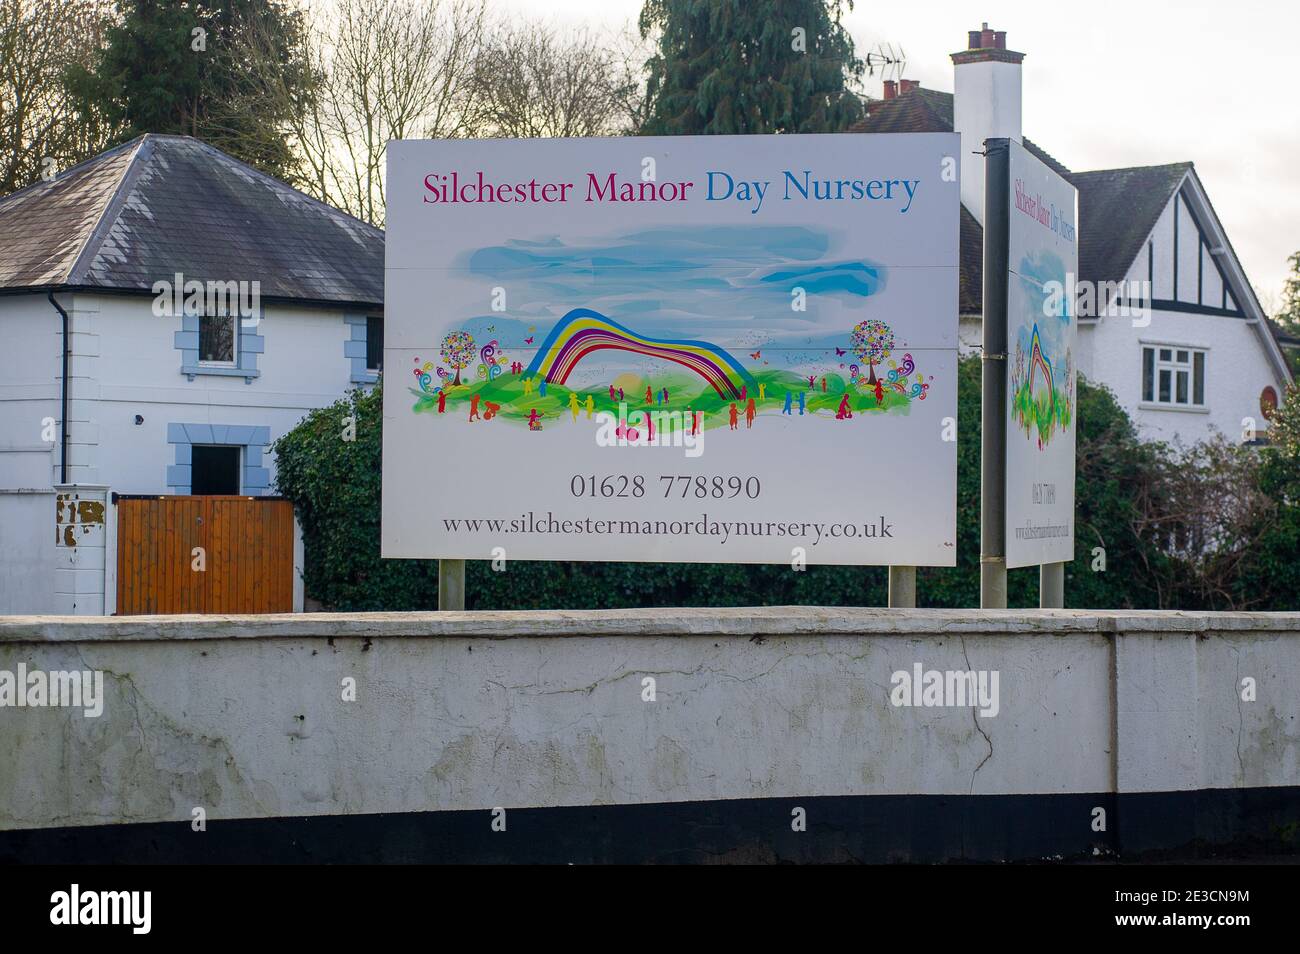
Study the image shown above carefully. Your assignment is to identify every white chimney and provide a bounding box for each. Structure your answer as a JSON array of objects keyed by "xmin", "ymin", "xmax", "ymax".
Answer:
[{"xmin": 952, "ymin": 23, "xmax": 1023, "ymax": 226}]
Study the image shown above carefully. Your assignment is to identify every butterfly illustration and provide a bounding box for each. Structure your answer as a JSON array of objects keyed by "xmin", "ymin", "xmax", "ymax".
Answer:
[
  {"xmin": 528, "ymin": 326, "xmax": 536, "ymax": 332},
  {"xmin": 525, "ymin": 336, "xmax": 534, "ymax": 344},
  {"xmin": 835, "ymin": 347, "xmax": 846, "ymax": 356},
  {"xmin": 487, "ymin": 325, "xmax": 495, "ymax": 332},
  {"xmin": 750, "ymin": 350, "xmax": 761, "ymax": 359}
]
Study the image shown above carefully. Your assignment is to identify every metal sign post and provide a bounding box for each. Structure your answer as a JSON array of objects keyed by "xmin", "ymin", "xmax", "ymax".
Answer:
[
  {"xmin": 980, "ymin": 139, "xmax": 1010, "ymax": 609},
  {"xmin": 888, "ymin": 565, "xmax": 917, "ymax": 608},
  {"xmin": 438, "ymin": 559, "xmax": 465, "ymax": 611}
]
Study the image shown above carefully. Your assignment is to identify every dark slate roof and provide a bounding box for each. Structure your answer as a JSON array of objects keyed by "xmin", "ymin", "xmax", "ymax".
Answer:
[
  {"xmin": 0, "ymin": 139, "xmax": 142, "ymax": 289},
  {"xmin": 0, "ymin": 134, "xmax": 384, "ymax": 307},
  {"xmin": 849, "ymin": 86, "xmax": 1192, "ymax": 312},
  {"xmin": 958, "ymin": 205, "xmax": 983, "ymax": 314}
]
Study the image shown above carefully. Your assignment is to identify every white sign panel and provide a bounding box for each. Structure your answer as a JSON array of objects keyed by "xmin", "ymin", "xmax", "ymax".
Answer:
[
  {"xmin": 1005, "ymin": 139, "xmax": 1078, "ymax": 568},
  {"xmin": 382, "ymin": 134, "xmax": 959, "ymax": 566}
]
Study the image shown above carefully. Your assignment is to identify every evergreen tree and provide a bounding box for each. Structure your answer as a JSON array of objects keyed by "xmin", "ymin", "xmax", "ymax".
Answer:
[
  {"xmin": 1275, "ymin": 251, "xmax": 1300, "ymax": 376},
  {"xmin": 638, "ymin": 0, "xmax": 864, "ymax": 135},
  {"xmin": 67, "ymin": 0, "xmax": 312, "ymax": 180}
]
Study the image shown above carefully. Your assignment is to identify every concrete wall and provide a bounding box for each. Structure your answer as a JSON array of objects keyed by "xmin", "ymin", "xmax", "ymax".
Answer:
[{"xmin": 1, "ymin": 608, "xmax": 1296, "ymax": 862}]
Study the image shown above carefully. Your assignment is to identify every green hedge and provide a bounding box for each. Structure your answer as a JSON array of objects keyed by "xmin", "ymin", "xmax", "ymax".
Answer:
[{"xmin": 272, "ymin": 357, "xmax": 1299, "ymax": 611}]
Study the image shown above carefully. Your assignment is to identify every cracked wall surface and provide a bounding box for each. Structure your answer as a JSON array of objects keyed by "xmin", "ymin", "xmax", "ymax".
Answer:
[{"xmin": 0, "ymin": 608, "xmax": 1297, "ymax": 831}]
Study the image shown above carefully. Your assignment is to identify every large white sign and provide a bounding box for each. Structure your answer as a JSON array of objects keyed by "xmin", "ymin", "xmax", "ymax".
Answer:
[
  {"xmin": 382, "ymin": 134, "xmax": 959, "ymax": 565},
  {"xmin": 1004, "ymin": 140, "xmax": 1078, "ymax": 568}
]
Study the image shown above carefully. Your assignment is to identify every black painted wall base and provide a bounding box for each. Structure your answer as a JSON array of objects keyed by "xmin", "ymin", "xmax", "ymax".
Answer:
[{"xmin": 3, "ymin": 787, "xmax": 1298, "ymax": 864}]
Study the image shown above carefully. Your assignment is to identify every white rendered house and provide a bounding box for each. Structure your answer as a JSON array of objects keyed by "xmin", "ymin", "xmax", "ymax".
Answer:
[
  {"xmin": 0, "ymin": 134, "xmax": 384, "ymax": 614},
  {"xmin": 853, "ymin": 24, "xmax": 1293, "ymax": 445}
]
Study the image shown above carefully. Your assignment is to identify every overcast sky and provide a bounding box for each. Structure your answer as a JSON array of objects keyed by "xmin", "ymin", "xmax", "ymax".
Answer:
[{"xmin": 494, "ymin": 0, "xmax": 1299, "ymax": 308}]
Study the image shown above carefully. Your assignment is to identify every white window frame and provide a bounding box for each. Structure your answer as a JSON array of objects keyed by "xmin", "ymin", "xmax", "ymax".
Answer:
[
  {"xmin": 1140, "ymin": 342, "xmax": 1208, "ymax": 411},
  {"xmin": 197, "ymin": 312, "xmax": 239, "ymax": 368}
]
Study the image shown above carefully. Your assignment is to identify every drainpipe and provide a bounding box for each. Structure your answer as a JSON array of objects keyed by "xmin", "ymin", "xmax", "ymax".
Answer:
[{"xmin": 47, "ymin": 290, "xmax": 70, "ymax": 484}]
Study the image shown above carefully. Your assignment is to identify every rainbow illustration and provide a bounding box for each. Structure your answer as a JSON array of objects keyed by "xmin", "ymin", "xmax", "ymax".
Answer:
[
  {"xmin": 524, "ymin": 308, "xmax": 756, "ymax": 399},
  {"xmin": 1027, "ymin": 323, "xmax": 1054, "ymax": 406}
]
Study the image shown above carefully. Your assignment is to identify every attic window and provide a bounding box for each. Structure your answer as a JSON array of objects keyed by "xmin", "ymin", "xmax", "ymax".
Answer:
[{"xmin": 199, "ymin": 314, "xmax": 237, "ymax": 365}]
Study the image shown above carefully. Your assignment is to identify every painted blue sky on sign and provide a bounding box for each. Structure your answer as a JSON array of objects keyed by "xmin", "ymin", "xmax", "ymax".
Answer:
[
  {"xmin": 454, "ymin": 225, "xmax": 887, "ymax": 350},
  {"xmin": 1012, "ymin": 249, "xmax": 1070, "ymax": 359}
]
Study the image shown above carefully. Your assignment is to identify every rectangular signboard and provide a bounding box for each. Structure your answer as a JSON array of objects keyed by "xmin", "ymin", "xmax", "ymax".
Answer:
[
  {"xmin": 1004, "ymin": 139, "xmax": 1078, "ymax": 569},
  {"xmin": 382, "ymin": 133, "xmax": 959, "ymax": 565}
]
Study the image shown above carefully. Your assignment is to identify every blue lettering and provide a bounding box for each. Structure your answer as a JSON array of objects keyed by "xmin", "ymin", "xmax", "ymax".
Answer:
[{"xmin": 706, "ymin": 171, "xmax": 735, "ymax": 201}]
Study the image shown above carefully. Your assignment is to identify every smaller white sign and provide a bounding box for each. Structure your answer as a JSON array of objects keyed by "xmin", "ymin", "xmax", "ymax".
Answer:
[{"xmin": 1005, "ymin": 140, "xmax": 1077, "ymax": 569}]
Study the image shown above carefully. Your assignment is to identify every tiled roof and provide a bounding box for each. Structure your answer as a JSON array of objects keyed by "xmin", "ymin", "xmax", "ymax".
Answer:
[
  {"xmin": 0, "ymin": 134, "xmax": 384, "ymax": 307},
  {"xmin": 849, "ymin": 88, "xmax": 953, "ymax": 135},
  {"xmin": 849, "ymin": 86, "xmax": 1191, "ymax": 311}
]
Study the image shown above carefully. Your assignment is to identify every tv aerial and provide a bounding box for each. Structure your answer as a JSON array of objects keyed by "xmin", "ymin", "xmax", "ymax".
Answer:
[{"xmin": 865, "ymin": 42, "xmax": 907, "ymax": 82}]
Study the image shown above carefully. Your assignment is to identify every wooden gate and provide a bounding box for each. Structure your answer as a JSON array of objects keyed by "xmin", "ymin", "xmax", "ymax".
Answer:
[{"xmin": 115, "ymin": 495, "xmax": 295, "ymax": 614}]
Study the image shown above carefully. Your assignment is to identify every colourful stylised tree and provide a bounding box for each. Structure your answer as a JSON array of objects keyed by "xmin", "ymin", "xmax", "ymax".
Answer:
[
  {"xmin": 440, "ymin": 331, "xmax": 475, "ymax": 385},
  {"xmin": 850, "ymin": 319, "xmax": 894, "ymax": 383}
]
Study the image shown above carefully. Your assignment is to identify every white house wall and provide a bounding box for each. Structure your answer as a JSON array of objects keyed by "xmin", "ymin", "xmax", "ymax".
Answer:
[
  {"xmin": 1175, "ymin": 198, "xmax": 1199, "ymax": 303},
  {"xmin": 1149, "ymin": 200, "xmax": 1175, "ymax": 301},
  {"xmin": 0, "ymin": 293, "xmax": 62, "ymax": 488},
  {"xmin": 0, "ymin": 294, "xmax": 62, "ymax": 614},
  {"xmin": 74, "ymin": 292, "xmax": 364, "ymax": 495},
  {"xmin": 1082, "ymin": 308, "xmax": 1280, "ymax": 445}
]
